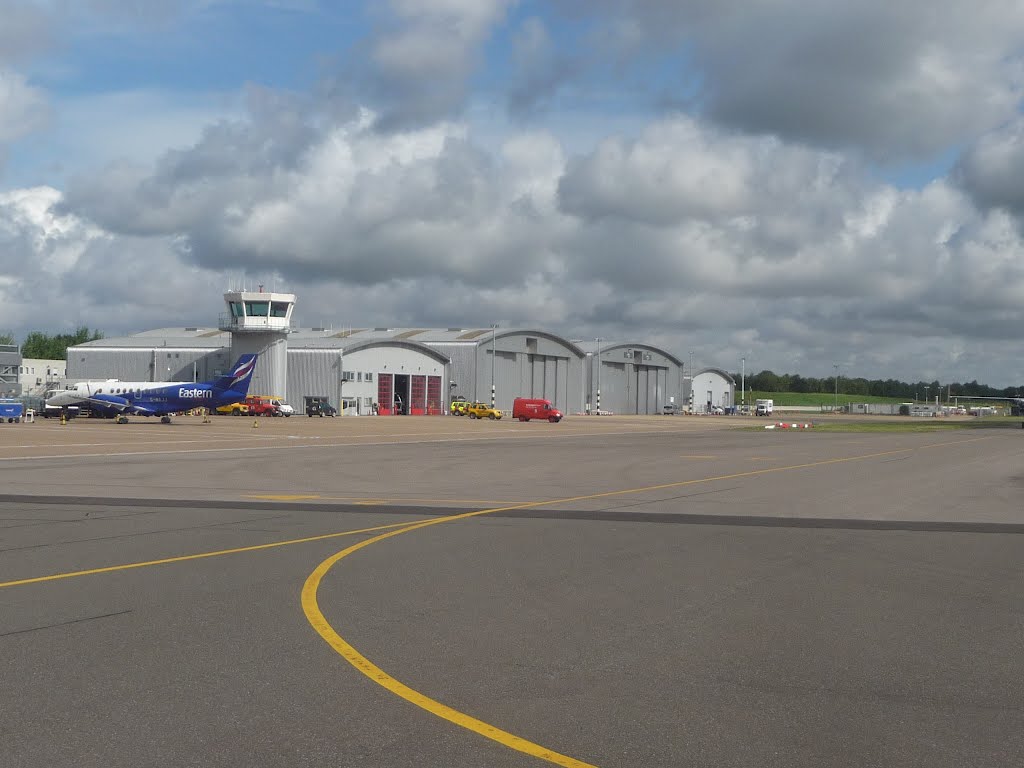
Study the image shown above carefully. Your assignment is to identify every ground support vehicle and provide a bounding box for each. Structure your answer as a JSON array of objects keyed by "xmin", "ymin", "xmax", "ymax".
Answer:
[
  {"xmin": 755, "ymin": 399, "xmax": 774, "ymax": 416},
  {"xmin": 243, "ymin": 395, "xmax": 294, "ymax": 416},
  {"xmin": 466, "ymin": 403, "xmax": 502, "ymax": 420},
  {"xmin": 0, "ymin": 399, "xmax": 24, "ymax": 423},
  {"xmin": 42, "ymin": 405, "xmax": 80, "ymax": 419},
  {"xmin": 216, "ymin": 402, "xmax": 249, "ymax": 416},
  {"xmin": 244, "ymin": 396, "xmax": 280, "ymax": 417},
  {"xmin": 306, "ymin": 401, "xmax": 337, "ymax": 417},
  {"xmin": 512, "ymin": 397, "xmax": 563, "ymax": 423},
  {"xmin": 450, "ymin": 396, "xmax": 470, "ymax": 415}
]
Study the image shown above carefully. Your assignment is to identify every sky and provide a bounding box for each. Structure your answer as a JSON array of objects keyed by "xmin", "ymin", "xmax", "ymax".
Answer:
[{"xmin": 1, "ymin": 1, "xmax": 1024, "ymax": 387}]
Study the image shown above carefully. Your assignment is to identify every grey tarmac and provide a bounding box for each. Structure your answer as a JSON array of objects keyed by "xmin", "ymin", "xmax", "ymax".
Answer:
[{"xmin": 1, "ymin": 414, "xmax": 1022, "ymax": 767}]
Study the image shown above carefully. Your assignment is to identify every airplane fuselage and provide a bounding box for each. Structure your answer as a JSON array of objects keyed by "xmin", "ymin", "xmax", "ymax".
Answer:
[
  {"xmin": 48, "ymin": 381, "xmax": 245, "ymax": 416},
  {"xmin": 44, "ymin": 355, "xmax": 258, "ymax": 421}
]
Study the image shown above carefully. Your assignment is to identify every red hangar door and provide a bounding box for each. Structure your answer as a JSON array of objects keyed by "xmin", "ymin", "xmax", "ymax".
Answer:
[
  {"xmin": 377, "ymin": 373, "xmax": 442, "ymax": 415},
  {"xmin": 377, "ymin": 374, "xmax": 394, "ymax": 415}
]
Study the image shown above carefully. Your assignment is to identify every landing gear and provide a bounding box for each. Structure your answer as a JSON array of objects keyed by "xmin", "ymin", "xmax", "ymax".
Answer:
[
  {"xmin": 161, "ymin": 415, "xmax": 172, "ymax": 424},
  {"xmin": 115, "ymin": 415, "xmax": 129, "ymax": 424}
]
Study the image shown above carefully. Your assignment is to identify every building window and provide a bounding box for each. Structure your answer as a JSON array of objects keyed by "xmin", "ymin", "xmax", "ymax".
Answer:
[{"xmin": 270, "ymin": 302, "xmax": 289, "ymax": 318}]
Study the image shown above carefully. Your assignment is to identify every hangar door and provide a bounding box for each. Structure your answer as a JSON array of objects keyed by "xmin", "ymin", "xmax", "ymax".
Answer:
[
  {"xmin": 377, "ymin": 373, "xmax": 443, "ymax": 415},
  {"xmin": 634, "ymin": 366, "xmax": 667, "ymax": 415},
  {"xmin": 524, "ymin": 354, "xmax": 566, "ymax": 405},
  {"xmin": 597, "ymin": 361, "xmax": 666, "ymax": 414}
]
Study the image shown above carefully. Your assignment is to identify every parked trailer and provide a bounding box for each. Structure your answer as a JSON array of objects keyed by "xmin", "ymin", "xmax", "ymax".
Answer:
[{"xmin": 0, "ymin": 399, "xmax": 24, "ymax": 423}]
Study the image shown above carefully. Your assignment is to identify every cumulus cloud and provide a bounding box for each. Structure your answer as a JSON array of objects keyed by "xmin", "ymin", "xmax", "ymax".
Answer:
[
  {"xmin": 46, "ymin": 102, "xmax": 1024, "ymax": 383},
  {"xmin": 507, "ymin": 16, "xmax": 575, "ymax": 119},
  {"xmin": 0, "ymin": 69, "xmax": 49, "ymax": 144},
  {"xmin": 361, "ymin": 0, "xmax": 513, "ymax": 129},
  {"xmin": 955, "ymin": 118, "xmax": 1024, "ymax": 220},
  {"xmin": 4, "ymin": 2, "xmax": 1024, "ymax": 386},
  {"xmin": 550, "ymin": 0, "xmax": 1024, "ymax": 161}
]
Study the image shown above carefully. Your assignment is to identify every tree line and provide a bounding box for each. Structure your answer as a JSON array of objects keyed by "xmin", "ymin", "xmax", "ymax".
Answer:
[
  {"xmin": 736, "ymin": 370, "xmax": 1023, "ymax": 400},
  {"xmin": 0, "ymin": 328, "xmax": 104, "ymax": 360}
]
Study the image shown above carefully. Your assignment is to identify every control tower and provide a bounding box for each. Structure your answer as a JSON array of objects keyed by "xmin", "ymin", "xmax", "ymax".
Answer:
[{"xmin": 219, "ymin": 289, "xmax": 295, "ymax": 399}]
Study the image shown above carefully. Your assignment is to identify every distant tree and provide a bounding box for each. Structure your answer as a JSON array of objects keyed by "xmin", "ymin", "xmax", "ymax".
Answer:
[
  {"xmin": 748, "ymin": 370, "xmax": 781, "ymax": 392},
  {"xmin": 0, "ymin": 331, "xmax": 14, "ymax": 346},
  {"xmin": 21, "ymin": 327, "xmax": 103, "ymax": 360}
]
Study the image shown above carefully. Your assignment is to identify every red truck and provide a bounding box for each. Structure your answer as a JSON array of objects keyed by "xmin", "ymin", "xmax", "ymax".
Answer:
[
  {"xmin": 512, "ymin": 397, "xmax": 563, "ymax": 423},
  {"xmin": 244, "ymin": 395, "xmax": 281, "ymax": 416}
]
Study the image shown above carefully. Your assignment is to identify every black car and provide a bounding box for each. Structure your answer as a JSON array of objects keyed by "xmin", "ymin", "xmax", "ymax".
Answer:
[{"xmin": 306, "ymin": 402, "xmax": 338, "ymax": 417}]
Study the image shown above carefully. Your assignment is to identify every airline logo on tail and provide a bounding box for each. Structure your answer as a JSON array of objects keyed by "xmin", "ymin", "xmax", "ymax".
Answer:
[{"xmin": 228, "ymin": 356, "xmax": 257, "ymax": 388}]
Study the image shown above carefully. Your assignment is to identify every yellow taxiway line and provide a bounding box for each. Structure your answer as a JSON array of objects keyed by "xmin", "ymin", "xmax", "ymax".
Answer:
[
  {"xmin": 0, "ymin": 435, "xmax": 1000, "ymax": 764},
  {"xmin": 0, "ymin": 518, "xmax": 434, "ymax": 590},
  {"xmin": 300, "ymin": 435, "xmax": 997, "ymax": 767}
]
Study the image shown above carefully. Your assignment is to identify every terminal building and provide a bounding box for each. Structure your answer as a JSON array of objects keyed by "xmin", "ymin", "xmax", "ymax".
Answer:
[{"xmin": 66, "ymin": 291, "xmax": 714, "ymax": 415}]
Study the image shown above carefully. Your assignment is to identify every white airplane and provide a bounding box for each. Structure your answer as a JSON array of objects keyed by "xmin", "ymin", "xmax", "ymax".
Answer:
[{"xmin": 45, "ymin": 355, "xmax": 257, "ymax": 424}]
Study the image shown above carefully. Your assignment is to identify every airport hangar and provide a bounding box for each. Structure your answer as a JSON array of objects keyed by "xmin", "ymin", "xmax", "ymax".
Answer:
[{"xmin": 64, "ymin": 290, "xmax": 735, "ymax": 415}]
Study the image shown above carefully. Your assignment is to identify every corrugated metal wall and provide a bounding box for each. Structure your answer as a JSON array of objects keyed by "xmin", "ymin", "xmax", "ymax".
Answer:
[
  {"xmin": 691, "ymin": 371, "xmax": 735, "ymax": 412},
  {"xmin": 591, "ymin": 361, "xmax": 670, "ymax": 414},
  {"xmin": 633, "ymin": 366, "xmax": 667, "ymax": 414},
  {"xmin": 286, "ymin": 346, "xmax": 449, "ymax": 414},
  {"xmin": 287, "ymin": 349, "xmax": 340, "ymax": 408},
  {"xmin": 231, "ymin": 333, "xmax": 288, "ymax": 400},
  {"xmin": 470, "ymin": 335, "xmax": 583, "ymax": 412},
  {"xmin": 68, "ymin": 348, "xmax": 228, "ymax": 383},
  {"xmin": 428, "ymin": 343, "xmax": 476, "ymax": 402}
]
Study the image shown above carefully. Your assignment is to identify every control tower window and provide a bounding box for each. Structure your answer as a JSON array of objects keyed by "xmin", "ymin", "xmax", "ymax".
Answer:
[
  {"xmin": 229, "ymin": 301, "xmax": 244, "ymax": 318},
  {"xmin": 244, "ymin": 301, "xmax": 269, "ymax": 317},
  {"xmin": 271, "ymin": 302, "xmax": 289, "ymax": 318}
]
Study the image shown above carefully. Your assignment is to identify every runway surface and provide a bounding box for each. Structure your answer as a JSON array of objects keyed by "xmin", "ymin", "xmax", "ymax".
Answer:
[{"xmin": 2, "ymin": 415, "xmax": 1022, "ymax": 766}]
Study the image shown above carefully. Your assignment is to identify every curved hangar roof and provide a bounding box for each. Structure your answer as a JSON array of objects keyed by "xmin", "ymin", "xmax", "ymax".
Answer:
[
  {"xmin": 75, "ymin": 326, "xmax": 588, "ymax": 365},
  {"xmin": 574, "ymin": 341, "xmax": 684, "ymax": 368}
]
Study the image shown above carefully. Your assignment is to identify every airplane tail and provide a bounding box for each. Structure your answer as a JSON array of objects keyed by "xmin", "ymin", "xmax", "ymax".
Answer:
[{"xmin": 213, "ymin": 354, "xmax": 258, "ymax": 396}]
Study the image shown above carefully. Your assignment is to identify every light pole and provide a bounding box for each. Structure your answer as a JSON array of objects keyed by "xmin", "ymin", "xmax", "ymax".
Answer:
[
  {"xmin": 688, "ymin": 350, "xmax": 694, "ymax": 412},
  {"xmin": 741, "ymin": 357, "xmax": 745, "ymax": 411},
  {"xmin": 924, "ymin": 385, "xmax": 929, "ymax": 406},
  {"xmin": 833, "ymin": 364, "xmax": 839, "ymax": 412},
  {"xmin": 490, "ymin": 324, "xmax": 498, "ymax": 409},
  {"xmin": 595, "ymin": 337, "xmax": 603, "ymax": 414}
]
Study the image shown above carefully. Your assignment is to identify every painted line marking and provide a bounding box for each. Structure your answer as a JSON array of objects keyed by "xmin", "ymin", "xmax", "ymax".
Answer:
[
  {"xmin": 245, "ymin": 494, "xmax": 534, "ymax": 506},
  {"xmin": 249, "ymin": 494, "xmax": 323, "ymax": 501},
  {"xmin": 679, "ymin": 454, "xmax": 717, "ymax": 459},
  {"xmin": 0, "ymin": 518, "xmax": 438, "ymax": 590},
  {"xmin": 0, "ymin": 434, "xmax": 998, "ymax": 594},
  {"xmin": 0, "ymin": 425, "xmax": 741, "ymax": 463},
  {"xmin": 301, "ymin": 434, "xmax": 998, "ymax": 767}
]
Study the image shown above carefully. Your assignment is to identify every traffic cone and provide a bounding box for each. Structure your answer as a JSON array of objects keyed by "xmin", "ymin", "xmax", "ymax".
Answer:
[{"xmin": 252, "ymin": 418, "xmax": 259, "ymax": 428}]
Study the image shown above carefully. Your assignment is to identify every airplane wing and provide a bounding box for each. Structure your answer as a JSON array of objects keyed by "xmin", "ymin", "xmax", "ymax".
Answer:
[{"xmin": 51, "ymin": 394, "xmax": 134, "ymax": 413}]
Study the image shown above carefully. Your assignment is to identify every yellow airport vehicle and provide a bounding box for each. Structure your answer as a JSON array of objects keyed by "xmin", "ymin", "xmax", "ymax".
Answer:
[{"xmin": 466, "ymin": 403, "xmax": 502, "ymax": 420}]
